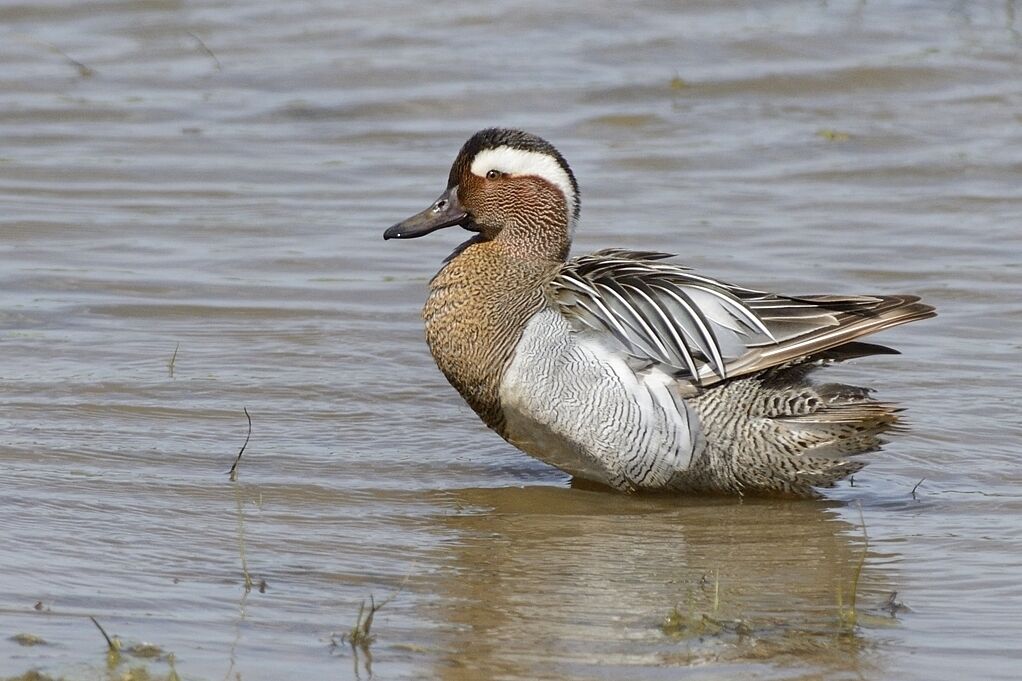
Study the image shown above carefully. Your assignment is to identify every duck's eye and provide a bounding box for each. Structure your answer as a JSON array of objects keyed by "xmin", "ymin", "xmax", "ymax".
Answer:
[{"xmin": 485, "ymin": 169, "xmax": 501, "ymax": 180}]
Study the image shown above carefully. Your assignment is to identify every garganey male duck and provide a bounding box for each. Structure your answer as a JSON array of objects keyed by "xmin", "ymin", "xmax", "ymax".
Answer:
[{"xmin": 384, "ymin": 128, "xmax": 935, "ymax": 497}]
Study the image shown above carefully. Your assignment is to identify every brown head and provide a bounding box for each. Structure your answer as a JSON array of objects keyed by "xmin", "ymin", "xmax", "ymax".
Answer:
[{"xmin": 384, "ymin": 128, "xmax": 580, "ymax": 262}]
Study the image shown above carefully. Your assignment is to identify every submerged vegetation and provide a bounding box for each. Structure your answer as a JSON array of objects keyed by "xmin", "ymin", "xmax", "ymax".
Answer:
[
  {"xmin": 4, "ymin": 619, "xmax": 181, "ymax": 681},
  {"xmin": 330, "ymin": 578, "xmax": 408, "ymax": 680},
  {"xmin": 659, "ymin": 512, "xmax": 904, "ymax": 668},
  {"xmin": 815, "ymin": 128, "xmax": 852, "ymax": 142},
  {"xmin": 658, "ymin": 573, "xmax": 885, "ymax": 667},
  {"xmin": 3, "ymin": 663, "xmax": 180, "ymax": 681},
  {"xmin": 338, "ymin": 596, "xmax": 382, "ymax": 649},
  {"xmin": 88, "ymin": 617, "xmax": 180, "ymax": 679},
  {"xmin": 3, "ymin": 672, "xmax": 61, "ymax": 681},
  {"xmin": 836, "ymin": 507, "xmax": 869, "ymax": 630},
  {"xmin": 9, "ymin": 633, "xmax": 46, "ymax": 647},
  {"xmin": 331, "ymin": 596, "xmax": 385, "ymax": 680}
]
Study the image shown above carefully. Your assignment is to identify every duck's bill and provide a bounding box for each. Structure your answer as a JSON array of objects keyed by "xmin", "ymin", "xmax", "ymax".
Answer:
[{"xmin": 383, "ymin": 186, "xmax": 469, "ymax": 240}]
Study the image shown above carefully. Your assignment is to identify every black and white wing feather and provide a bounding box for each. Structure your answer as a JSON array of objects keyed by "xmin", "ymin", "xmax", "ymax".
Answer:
[{"xmin": 549, "ymin": 249, "xmax": 935, "ymax": 387}]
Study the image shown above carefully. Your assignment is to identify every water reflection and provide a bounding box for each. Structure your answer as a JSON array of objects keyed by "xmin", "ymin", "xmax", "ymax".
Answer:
[{"xmin": 427, "ymin": 487, "xmax": 893, "ymax": 680}]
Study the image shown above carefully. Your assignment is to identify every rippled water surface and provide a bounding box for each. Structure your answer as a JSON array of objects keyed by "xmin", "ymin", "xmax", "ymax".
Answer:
[{"xmin": 2, "ymin": 1, "xmax": 1021, "ymax": 679}]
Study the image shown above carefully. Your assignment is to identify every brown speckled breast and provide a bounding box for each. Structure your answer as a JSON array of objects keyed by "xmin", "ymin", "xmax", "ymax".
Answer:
[{"xmin": 423, "ymin": 238, "xmax": 558, "ymax": 433}]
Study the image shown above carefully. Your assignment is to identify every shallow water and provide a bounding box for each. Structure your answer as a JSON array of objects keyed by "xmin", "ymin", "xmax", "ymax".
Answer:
[{"xmin": 1, "ymin": 1, "xmax": 1021, "ymax": 679}]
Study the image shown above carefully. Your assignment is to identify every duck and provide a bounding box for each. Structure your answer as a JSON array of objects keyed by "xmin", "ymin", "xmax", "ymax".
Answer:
[{"xmin": 384, "ymin": 128, "xmax": 935, "ymax": 497}]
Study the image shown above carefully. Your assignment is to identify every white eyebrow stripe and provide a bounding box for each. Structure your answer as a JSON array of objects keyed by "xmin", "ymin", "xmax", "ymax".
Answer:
[{"xmin": 469, "ymin": 146, "xmax": 577, "ymax": 225}]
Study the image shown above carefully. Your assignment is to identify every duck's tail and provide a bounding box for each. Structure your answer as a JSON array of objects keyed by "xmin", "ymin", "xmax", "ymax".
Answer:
[{"xmin": 686, "ymin": 366, "xmax": 903, "ymax": 497}]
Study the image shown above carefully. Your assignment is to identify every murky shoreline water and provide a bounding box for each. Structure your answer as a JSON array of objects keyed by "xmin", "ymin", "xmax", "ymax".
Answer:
[{"xmin": 2, "ymin": 1, "xmax": 1021, "ymax": 679}]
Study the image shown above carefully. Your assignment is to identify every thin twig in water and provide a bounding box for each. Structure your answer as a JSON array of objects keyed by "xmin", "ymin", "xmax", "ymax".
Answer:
[
  {"xmin": 12, "ymin": 34, "xmax": 94, "ymax": 77},
  {"xmin": 52, "ymin": 44, "xmax": 94, "ymax": 77},
  {"xmin": 186, "ymin": 31, "xmax": 222, "ymax": 71},
  {"xmin": 89, "ymin": 616, "xmax": 119, "ymax": 652},
  {"xmin": 911, "ymin": 478, "xmax": 925, "ymax": 499},
  {"xmin": 228, "ymin": 407, "xmax": 252, "ymax": 482},
  {"xmin": 45, "ymin": 41, "xmax": 94, "ymax": 76},
  {"xmin": 168, "ymin": 342, "xmax": 180, "ymax": 378}
]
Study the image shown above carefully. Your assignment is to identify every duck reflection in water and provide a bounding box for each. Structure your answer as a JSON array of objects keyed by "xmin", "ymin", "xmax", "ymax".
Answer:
[{"xmin": 423, "ymin": 486, "xmax": 897, "ymax": 679}]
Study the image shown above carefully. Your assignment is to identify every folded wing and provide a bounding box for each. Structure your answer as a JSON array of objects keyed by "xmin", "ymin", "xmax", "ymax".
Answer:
[{"xmin": 548, "ymin": 249, "xmax": 935, "ymax": 387}]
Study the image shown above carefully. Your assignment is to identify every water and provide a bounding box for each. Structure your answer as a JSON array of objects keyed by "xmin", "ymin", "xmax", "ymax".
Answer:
[{"xmin": 1, "ymin": 1, "xmax": 1020, "ymax": 679}]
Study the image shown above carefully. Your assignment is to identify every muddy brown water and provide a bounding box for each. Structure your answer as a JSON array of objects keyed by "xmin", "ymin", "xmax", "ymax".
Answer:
[{"xmin": 2, "ymin": 1, "xmax": 1021, "ymax": 679}]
